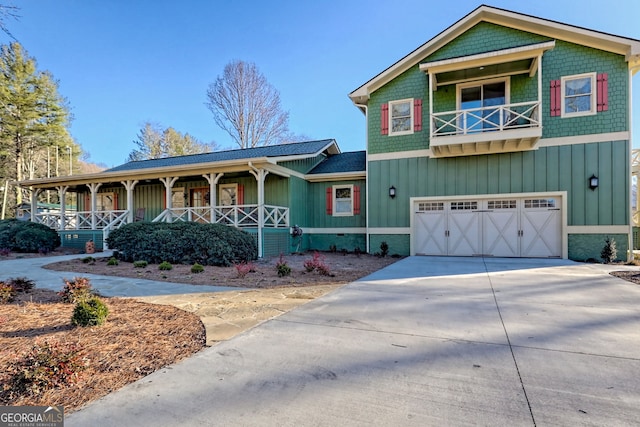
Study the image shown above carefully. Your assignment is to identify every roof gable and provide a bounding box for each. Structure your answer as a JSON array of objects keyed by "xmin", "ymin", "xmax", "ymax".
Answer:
[
  {"xmin": 308, "ymin": 151, "xmax": 366, "ymax": 175},
  {"xmin": 350, "ymin": 5, "xmax": 640, "ymax": 105}
]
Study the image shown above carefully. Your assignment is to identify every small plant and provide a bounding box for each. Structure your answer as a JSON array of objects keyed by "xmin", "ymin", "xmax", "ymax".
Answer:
[
  {"xmin": 276, "ymin": 254, "xmax": 291, "ymax": 277},
  {"xmin": 38, "ymin": 246, "xmax": 50, "ymax": 255},
  {"xmin": 0, "ymin": 248, "xmax": 10, "ymax": 256},
  {"xmin": 72, "ymin": 297, "xmax": 109, "ymax": 327},
  {"xmin": 303, "ymin": 251, "xmax": 329, "ymax": 275},
  {"xmin": 0, "ymin": 281, "xmax": 16, "ymax": 304},
  {"xmin": 159, "ymin": 261, "xmax": 173, "ymax": 271},
  {"xmin": 234, "ymin": 261, "xmax": 255, "ymax": 278},
  {"xmin": 3, "ymin": 339, "xmax": 86, "ymax": 399},
  {"xmin": 329, "ymin": 244, "xmax": 337, "ymax": 253},
  {"xmin": 354, "ymin": 247, "xmax": 362, "ymax": 257},
  {"xmin": 81, "ymin": 256, "xmax": 95, "ymax": 264},
  {"xmin": 58, "ymin": 277, "xmax": 93, "ymax": 303},
  {"xmin": 601, "ymin": 237, "xmax": 618, "ymax": 264},
  {"xmin": 106, "ymin": 257, "xmax": 119, "ymax": 266},
  {"xmin": 191, "ymin": 263, "xmax": 204, "ymax": 274},
  {"xmin": 7, "ymin": 277, "xmax": 35, "ymax": 293},
  {"xmin": 133, "ymin": 260, "xmax": 148, "ymax": 268},
  {"xmin": 379, "ymin": 241, "xmax": 389, "ymax": 258}
]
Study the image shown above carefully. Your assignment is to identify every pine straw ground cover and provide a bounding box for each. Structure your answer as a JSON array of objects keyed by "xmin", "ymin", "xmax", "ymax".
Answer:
[{"xmin": 0, "ymin": 289, "xmax": 205, "ymax": 412}]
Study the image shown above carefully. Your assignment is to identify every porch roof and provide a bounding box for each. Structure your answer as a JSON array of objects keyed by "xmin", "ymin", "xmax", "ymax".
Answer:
[{"xmin": 105, "ymin": 139, "xmax": 339, "ymax": 173}]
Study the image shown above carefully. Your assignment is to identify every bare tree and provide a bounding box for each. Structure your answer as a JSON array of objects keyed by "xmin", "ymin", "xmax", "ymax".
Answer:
[
  {"xmin": 206, "ymin": 60, "xmax": 289, "ymax": 149},
  {"xmin": 0, "ymin": 4, "xmax": 19, "ymax": 40}
]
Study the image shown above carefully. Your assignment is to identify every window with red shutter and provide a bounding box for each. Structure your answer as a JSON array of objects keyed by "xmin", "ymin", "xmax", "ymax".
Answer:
[
  {"xmin": 353, "ymin": 185, "xmax": 361, "ymax": 215},
  {"xmin": 326, "ymin": 187, "xmax": 333, "ymax": 215},
  {"xmin": 550, "ymin": 79, "xmax": 561, "ymax": 117},
  {"xmin": 597, "ymin": 73, "xmax": 608, "ymax": 112},
  {"xmin": 413, "ymin": 99, "xmax": 422, "ymax": 132},
  {"xmin": 381, "ymin": 103, "xmax": 389, "ymax": 135}
]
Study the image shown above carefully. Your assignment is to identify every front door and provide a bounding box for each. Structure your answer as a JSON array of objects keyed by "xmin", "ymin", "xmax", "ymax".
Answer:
[{"xmin": 189, "ymin": 188, "xmax": 210, "ymax": 222}]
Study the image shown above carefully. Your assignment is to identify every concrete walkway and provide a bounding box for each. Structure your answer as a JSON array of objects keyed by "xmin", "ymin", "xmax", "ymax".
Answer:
[
  {"xmin": 0, "ymin": 252, "xmax": 238, "ymax": 296},
  {"xmin": 66, "ymin": 256, "xmax": 640, "ymax": 426}
]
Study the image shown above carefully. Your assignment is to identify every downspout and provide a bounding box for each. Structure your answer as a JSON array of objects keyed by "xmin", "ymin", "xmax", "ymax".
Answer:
[{"xmin": 355, "ymin": 103, "xmax": 369, "ymax": 254}]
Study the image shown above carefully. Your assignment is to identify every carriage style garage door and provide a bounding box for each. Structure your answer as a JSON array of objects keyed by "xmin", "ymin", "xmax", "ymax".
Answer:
[{"xmin": 414, "ymin": 196, "xmax": 561, "ymax": 257}]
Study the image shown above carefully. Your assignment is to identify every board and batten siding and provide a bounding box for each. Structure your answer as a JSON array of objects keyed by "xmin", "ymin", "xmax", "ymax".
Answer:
[{"xmin": 368, "ymin": 140, "xmax": 629, "ymax": 228}]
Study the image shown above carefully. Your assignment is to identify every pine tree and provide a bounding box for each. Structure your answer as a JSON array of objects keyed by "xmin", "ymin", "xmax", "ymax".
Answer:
[{"xmin": 0, "ymin": 42, "xmax": 73, "ymax": 209}]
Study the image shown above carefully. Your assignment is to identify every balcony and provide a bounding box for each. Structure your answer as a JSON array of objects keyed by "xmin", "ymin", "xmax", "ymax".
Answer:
[{"xmin": 430, "ymin": 101, "xmax": 541, "ymax": 157}]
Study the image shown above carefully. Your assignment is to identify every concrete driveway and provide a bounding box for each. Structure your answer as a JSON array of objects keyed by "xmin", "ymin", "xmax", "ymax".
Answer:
[{"xmin": 68, "ymin": 256, "xmax": 640, "ymax": 426}]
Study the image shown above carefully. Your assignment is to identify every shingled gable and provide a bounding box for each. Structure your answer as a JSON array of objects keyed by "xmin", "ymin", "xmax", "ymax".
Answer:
[{"xmin": 349, "ymin": 4, "xmax": 640, "ymax": 108}]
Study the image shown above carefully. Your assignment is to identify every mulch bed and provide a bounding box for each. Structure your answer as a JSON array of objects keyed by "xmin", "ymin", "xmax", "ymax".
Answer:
[{"xmin": 0, "ymin": 290, "xmax": 205, "ymax": 412}]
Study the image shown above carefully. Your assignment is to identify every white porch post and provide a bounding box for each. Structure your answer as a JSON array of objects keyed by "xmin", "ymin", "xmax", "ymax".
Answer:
[
  {"xmin": 249, "ymin": 165, "xmax": 269, "ymax": 258},
  {"xmin": 121, "ymin": 180, "xmax": 139, "ymax": 223},
  {"xmin": 203, "ymin": 173, "xmax": 223, "ymax": 223},
  {"xmin": 30, "ymin": 189, "xmax": 40, "ymax": 222},
  {"xmin": 160, "ymin": 177, "xmax": 179, "ymax": 222},
  {"xmin": 87, "ymin": 183, "xmax": 102, "ymax": 229},
  {"xmin": 55, "ymin": 185, "xmax": 68, "ymax": 231}
]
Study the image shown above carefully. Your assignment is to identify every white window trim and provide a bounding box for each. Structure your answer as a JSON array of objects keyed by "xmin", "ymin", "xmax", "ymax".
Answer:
[
  {"xmin": 560, "ymin": 72, "xmax": 597, "ymax": 118},
  {"xmin": 456, "ymin": 77, "xmax": 511, "ymax": 110},
  {"xmin": 219, "ymin": 183, "xmax": 238, "ymax": 206},
  {"xmin": 389, "ymin": 98, "xmax": 414, "ymax": 136},
  {"xmin": 333, "ymin": 184, "xmax": 354, "ymax": 217}
]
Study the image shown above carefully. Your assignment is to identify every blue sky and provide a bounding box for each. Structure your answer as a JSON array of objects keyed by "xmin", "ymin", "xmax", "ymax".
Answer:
[{"xmin": 5, "ymin": 0, "xmax": 640, "ymax": 167}]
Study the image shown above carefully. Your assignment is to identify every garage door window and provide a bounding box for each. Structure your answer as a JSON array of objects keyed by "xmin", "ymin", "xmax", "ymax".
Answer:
[
  {"xmin": 488, "ymin": 200, "xmax": 516, "ymax": 209},
  {"xmin": 450, "ymin": 201, "xmax": 477, "ymax": 210},
  {"xmin": 525, "ymin": 199, "xmax": 556, "ymax": 208},
  {"xmin": 417, "ymin": 202, "xmax": 444, "ymax": 211}
]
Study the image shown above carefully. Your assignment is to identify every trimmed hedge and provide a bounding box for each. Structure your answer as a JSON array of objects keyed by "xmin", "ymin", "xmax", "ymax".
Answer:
[
  {"xmin": 0, "ymin": 219, "xmax": 60, "ymax": 253},
  {"xmin": 106, "ymin": 222, "xmax": 257, "ymax": 266}
]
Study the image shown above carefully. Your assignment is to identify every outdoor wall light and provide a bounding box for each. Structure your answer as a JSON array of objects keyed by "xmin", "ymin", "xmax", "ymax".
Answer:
[
  {"xmin": 389, "ymin": 185, "xmax": 396, "ymax": 198},
  {"xmin": 589, "ymin": 174, "xmax": 599, "ymax": 191}
]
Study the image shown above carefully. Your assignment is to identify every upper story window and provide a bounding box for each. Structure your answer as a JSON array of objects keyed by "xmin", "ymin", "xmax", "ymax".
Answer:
[
  {"xmin": 561, "ymin": 73, "xmax": 596, "ymax": 117},
  {"xmin": 389, "ymin": 99, "xmax": 414, "ymax": 136},
  {"xmin": 381, "ymin": 99, "xmax": 422, "ymax": 136}
]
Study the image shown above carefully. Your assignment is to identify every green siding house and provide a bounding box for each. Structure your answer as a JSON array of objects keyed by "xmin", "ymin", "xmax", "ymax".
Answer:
[
  {"xmin": 16, "ymin": 6, "xmax": 640, "ymax": 261},
  {"xmin": 349, "ymin": 5, "xmax": 640, "ymax": 261}
]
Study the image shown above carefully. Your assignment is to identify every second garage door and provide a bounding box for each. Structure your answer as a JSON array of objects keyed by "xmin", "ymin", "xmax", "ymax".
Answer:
[{"xmin": 414, "ymin": 196, "xmax": 561, "ymax": 257}]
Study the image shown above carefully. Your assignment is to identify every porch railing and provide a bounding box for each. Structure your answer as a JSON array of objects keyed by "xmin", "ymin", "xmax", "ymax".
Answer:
[
  {"xmin": 35, "ymin": 210, "xmax": 129, "ymax": 231},
  {"xmin": 152, "ymin": 204, "xmax": 289, "ymax": 228},
  {"xmin": 431, "ymin": 101, "xmax": 540, "ymax": 138}
]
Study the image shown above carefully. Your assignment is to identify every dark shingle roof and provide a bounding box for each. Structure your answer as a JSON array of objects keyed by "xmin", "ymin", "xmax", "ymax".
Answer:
[
  {"xmin": 308, "ymin": 151, "xmax": 366, "ymax": 174},
  {"xmin": 105, "ymin": 139, "xmax": 337, "ymax": 173}
]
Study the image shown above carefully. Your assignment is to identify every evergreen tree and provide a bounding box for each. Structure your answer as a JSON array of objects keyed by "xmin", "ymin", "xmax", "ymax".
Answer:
[
  {"xmin": 0, "ymin": 42, "xmax": 74, "ymax": 209},
  {"xmin": 127, "ymin": 122, "xmax": 214, "ymax": 161}
]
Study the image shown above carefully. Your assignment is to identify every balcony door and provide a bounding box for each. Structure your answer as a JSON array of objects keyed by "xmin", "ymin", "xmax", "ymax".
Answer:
[{"xmin": 459, "ymin": 79, "xmax": 507, "ymax": 132}]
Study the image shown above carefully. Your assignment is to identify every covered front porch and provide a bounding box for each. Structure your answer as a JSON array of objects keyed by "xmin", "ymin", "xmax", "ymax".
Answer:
[{"xmin": 18, "ymin": 160, "xmax": 292, "ymax": 258}]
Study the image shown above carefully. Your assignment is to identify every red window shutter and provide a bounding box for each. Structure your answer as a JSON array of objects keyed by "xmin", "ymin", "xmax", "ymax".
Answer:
[
  {"xmin": 381, "ymin": 103, "xmax": 389, "ymax": 135},
  {"xmin": 353, "ymin": 186, "xmax": 361, "ymax": 215},
  {"xmin": 326, "ymin": 187, "xmax": 333, "ymax": 215},
  {"xmin": 414, "ymin": 99, "xmax": 423, "ymax": 132},
  {"xmin": 237, "ymin": 184, "xmax": 244, "ymax": 205},
  {"xmin": 597, "ymin": 73, "xmax": 608, "ymax": 112},
  {"xmin": 550, "ymin": 80, "xmax": 561, "ymax": 116}
]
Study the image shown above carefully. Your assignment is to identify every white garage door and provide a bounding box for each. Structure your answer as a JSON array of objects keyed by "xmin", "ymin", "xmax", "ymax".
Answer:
[{"xmin": 414, "ymin": 196, "xmax": 561, "ymax": 258}]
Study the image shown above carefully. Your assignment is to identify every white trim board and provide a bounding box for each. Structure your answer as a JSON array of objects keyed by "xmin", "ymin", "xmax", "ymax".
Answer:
[{"xmin": 566, "ymin": 225, "xmax": 630, "ymax": 234}]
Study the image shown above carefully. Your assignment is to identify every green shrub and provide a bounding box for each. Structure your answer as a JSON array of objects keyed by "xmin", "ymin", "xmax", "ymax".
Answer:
[
  {"xmin": 0, "ymin": 219, "xmax": 60, "ymax": 253},
  {"xmin": 191, "ymin": 263, "xmax": 204, "ymax": 274},
  {"xmin": 7, "ymin": 277, "xmax": 35, "ymax": 293},
  {"xmin": 159, "ymin": 261, "xmax": 173, "ymax": 271},
  {"xmin": 58, "ymin": 277, "xmax": 93, "ymax": 303},
  {"xmin": 133, "ymin": 260, "xmax": 148, "ymax": 268},
  {"xmin": 2, "ymin": 339, "xmax": 86, "ymax": 399},
  {"xmin": 105, "ymin": 222, "xmax": 257, "ymax": 266},
  {"xmin": 276, "ymin": 254, "xmax": 291, "ymax": 277},
  {"xmin": 81, "ymin": 256, "xmax": 95, "ymax": 264},
  {"xmin": 106, "ymin": 257, "xmax": 119, "ymax": 266},
  {"xmin": 379, "ymin": 241, "xmax": 389, "ymax": 258},
  {"xmin": 0, "ymin": 281, "xmax": 16, "ymax": 304},
  {"xmin": 601, "ymin": 237, "xmax": 618, "ymax": 264},
  {"xmin": 71, "ymin": 297, "xmax": 109, "ymax": 327}
]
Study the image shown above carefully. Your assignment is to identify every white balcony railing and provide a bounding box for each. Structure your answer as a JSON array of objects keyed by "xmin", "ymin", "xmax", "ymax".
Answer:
[
  {"xmin": 431, "ymin": 101, "xmax": 540, "ymax": 138},
  {"xmin": 153, "ymin": 204, "xmax": 289, "ymax": 228}
]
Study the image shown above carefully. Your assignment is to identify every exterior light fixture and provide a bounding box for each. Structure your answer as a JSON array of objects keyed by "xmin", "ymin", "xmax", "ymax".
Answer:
[
  {"xmin": 389, "ymin": 186, "xmax": 396, "ymax": 198},
  {"xmin": 589, "ymin": 174, "xmax": 599, "ymax": 191}
]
